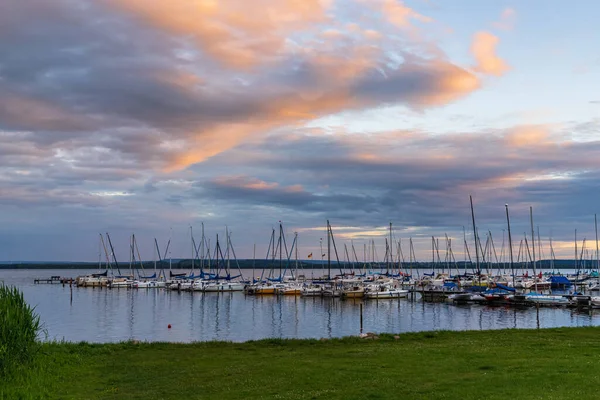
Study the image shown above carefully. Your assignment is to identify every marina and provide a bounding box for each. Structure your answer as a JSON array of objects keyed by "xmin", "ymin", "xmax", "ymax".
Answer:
[
  {"xmin": 8, "ymin": 208, "xmax": 600, "ymax": 343},
  {"xmin": 4, "ymin": 267, "xmax": 600, "ymax": 344}
]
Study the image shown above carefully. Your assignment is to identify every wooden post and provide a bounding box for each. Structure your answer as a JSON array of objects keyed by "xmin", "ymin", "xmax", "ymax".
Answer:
[{"xmin": 360, "ymin": 303, "xmax": 363, "ymax": 333}]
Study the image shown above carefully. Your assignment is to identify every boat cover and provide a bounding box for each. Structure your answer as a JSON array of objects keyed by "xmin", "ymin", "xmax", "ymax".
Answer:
[{"xmin": 495, "ymin": 283, "xmax": 516, "ymax": 292}]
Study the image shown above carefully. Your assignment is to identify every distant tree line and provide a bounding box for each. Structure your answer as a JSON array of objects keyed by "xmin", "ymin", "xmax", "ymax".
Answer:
[{"xmin": 0, "ymin": 259, "xmax": 592, "ymax": 270}]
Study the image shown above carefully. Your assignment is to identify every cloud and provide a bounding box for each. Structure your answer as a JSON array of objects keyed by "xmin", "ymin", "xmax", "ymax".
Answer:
[
  {"xmin": 2, "ymin": 118, "xmax": 600, "ymax": 260},
  {"xmin": 380, "ymin": 0, "xmax": 433, "ymax": 28},
  {"xmin": 471, "ymin": 31, "xmax": 510, "ymax": 76},
  {"xmin": 504, "ymin": 125, "xmax": 556, "ymax": 148},
  {"xmin": 107, "ymin": 0, "xmax": 333, "ymax": 69},
  {"xmin": 0, "ymin": 87, "xmax": 93, "ymax": 132},
  {"xmin": 0, "ymin": 0, "xmax": 558, "ymax": 261},
  {"xmin": 492, "ymin": 8, "xmax": 516, "ymax": 31},
  {"xmin": 0, "ymin": 0, "xmax": 486, "ymax": 174},
  {"xmin": 187, "ymin": 122, "xmax": 600, "ymax": 239}
]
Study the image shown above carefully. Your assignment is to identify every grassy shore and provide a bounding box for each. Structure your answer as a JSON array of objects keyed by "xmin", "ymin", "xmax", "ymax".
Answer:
[{"xmin": 3, "ymin": 327, "xmax": 600, "ymax": 399}]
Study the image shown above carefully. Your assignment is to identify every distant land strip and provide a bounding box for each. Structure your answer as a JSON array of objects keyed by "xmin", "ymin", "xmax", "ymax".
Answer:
[{"xmin": 0, "ymin": 259, "xmax": 588, "ymax": 270}]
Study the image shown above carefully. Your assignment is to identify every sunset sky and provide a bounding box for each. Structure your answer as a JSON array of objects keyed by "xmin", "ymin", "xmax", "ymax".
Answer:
[{"xmin": 1, "ymin": 0, "xmax": 599, "ymax": 262}]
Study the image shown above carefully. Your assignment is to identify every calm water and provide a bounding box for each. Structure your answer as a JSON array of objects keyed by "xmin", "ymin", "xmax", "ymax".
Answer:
[{"xmin": 2, "ymin": 269, "xmax": 599, "ymax": 343}]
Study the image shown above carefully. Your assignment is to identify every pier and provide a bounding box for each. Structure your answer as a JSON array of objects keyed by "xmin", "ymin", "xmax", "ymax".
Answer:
[{"xmin": 34, "ymin": 276, "xmax": 74, "ymax": 285}]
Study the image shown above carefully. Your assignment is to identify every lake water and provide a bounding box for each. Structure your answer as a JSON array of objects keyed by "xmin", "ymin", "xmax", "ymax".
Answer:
[{"xmin": 2, "ymin": 269, "xmax": 600, "ymax": 343}]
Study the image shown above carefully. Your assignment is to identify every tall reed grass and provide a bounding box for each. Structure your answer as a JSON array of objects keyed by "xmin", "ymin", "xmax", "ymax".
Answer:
[{"xmin": 0, "ymin": 284, "xmax": 41, "ymax": 376}]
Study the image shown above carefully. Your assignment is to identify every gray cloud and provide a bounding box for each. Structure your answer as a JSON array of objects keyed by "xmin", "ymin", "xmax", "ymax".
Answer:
[{"xmin": 0, "ymin": 0, "xmax": 594, "ymax": 262}]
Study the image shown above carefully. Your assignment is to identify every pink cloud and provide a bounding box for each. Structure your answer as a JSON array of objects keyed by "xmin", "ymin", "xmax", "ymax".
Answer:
[
  {"xmin": 471, "ymin": 31, "xmax": 510, "ymax": 76},
  {"xmin": 211, "ymin": 175, "xmax": 304, "ymax": 193},
  {"xmin": 492, "ymin": 8, "xmax": 517, "ymax": 31}
]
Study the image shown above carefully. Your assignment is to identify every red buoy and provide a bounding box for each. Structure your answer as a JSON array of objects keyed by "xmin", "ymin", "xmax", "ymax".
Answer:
[{"xmin": 168, "ymin": 324, "xmax": 172, "ymax": 329}]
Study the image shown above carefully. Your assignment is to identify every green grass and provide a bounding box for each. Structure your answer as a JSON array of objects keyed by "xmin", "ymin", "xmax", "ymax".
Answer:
[{"xmin": 3, "ymin": 327, "xmax": 600, "ymax": 399}]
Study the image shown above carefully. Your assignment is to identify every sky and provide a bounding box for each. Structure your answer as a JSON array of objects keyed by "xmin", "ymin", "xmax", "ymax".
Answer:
[{"xmin": 1, "ymin": 0, "xmax": 599, "ymax": 263}]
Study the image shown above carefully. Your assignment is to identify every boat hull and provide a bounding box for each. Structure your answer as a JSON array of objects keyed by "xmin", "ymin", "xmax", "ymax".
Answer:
[{"xmin": 365, "ymin": 290, "xmax": 408, "ymax": 299}]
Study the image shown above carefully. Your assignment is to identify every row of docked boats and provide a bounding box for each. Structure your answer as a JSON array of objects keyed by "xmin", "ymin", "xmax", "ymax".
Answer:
[
  {"xmin": 244, "ymin": 278, "xmax": 409, "ymax": 299},
  {"xmin": 448, "ymin": 289, "xmax": 600, "ymax": 308},
  {"xmin": 71, "ymin": 268, "xmax": 600, "ymax": 308},
  {"xmin": 74, "ymin": 270, "xmax": 412, "ymax": 299}
]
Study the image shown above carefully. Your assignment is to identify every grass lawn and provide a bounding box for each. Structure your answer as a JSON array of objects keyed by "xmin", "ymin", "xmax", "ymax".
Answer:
[{"xmin": 3, "ymin": 327, "xmax": 600, "ymax": 399}]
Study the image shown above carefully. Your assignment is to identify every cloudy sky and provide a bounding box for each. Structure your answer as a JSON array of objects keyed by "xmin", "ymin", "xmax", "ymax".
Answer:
[{"xmin": 1, "ymin": 0, "xmax": 599, "ymax": 262}]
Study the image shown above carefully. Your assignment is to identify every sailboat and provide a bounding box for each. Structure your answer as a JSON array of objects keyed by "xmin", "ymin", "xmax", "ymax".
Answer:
[
  {"xmin": 321, "ymin": 220, "xmax": 344, "ymax": 297},
  {"xmin": 133, "ymin": 237, "xmax": 166, "ymax": 289},
  {"xmin": 107, "ymin": 233, "xmax": 135, "ymax": 289},
  {"xmin": 77, "ymin": 234, "xmax": 110, "ymax": 287},
  {"xmin": 202, "ymin": 229, "xmax": 244, "ymax": 292}
]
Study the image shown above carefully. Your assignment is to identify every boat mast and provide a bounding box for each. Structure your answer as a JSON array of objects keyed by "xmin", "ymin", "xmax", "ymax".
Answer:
[
  {"xmin": 444, "ymin": 235, "xmax": 449, "ymax": 274},
  {"xmin": 100, "ymin": 233, "xmax": 111, "ymax": 271},
  {"xmin": 549, "ymin": 236, "xmax": 555, "ymax": 273},
  {"xmin": 594, "ymin": 214, "xmax": 600, "ymax": 272},
  {"xmin": 505, "ymin": 204, "xmax": 515, "ymax": 288},
  {"xmin": 226, "ymin": 229, "xmax": 244, "ymax": 280},
  {"xmin": 351, "ymin": 241, "xmax": 361, "ymax": 275},
  {"xmin": 344, "ymin": 244, "xmax": 351, "ymax": 274},
  {"xmin": 278, "ymin": 223, "xmax": 283, "ymax": 280},
  {"xmin": 134, "ymin": 234, "xmax": 144, "ymax": 278},
  {"xmin": 327, "ymin": 220, "xmax": 331, "ymax": 280},
  {"xmin": 388, "ymin": 222, "xmax": 392, "ymax": 276},
  {"xmin": 320, "ymin": 237, "xmax": 324, "ymax": 278},
  {"xmin": 372, "ymin": 239, "xmax": 375, "ymax": 274},
  {"xmin": 409, "ymin": 237, "xmax": 416, "ymax": 279},
  {"xmin": 98, "ymin": 233, "xmax": 101, "ymax": 272},
  {"xmin": 530, "ymin": 206, "xmax": 537, "ymax": 292},
  {"xmin": 201, "ymin": 223, "xmax": 205, "ymax": 276},
  {"xmin": 501, "ymin": 229, "xmax": 506, "ymax": 274},
  {"xmin": 191, "ymin": 226, "xmax": 194, "ymax": 276},
  {"xmin": 129, "ymin": 233, "xmax": 133, "ymax": 277},
  {"xmin": 537, "ymin": 227, "xmax": 543, "ymax": 272},
  {"xmin": 226, "ymin": 227, "xmax": 231, "ymax": 278},
  {"xmin": 575, "ymin": 229, "xmax": 578, "ymax": 274},
  {"xmin": 295, "ymin": 232, "xmax": 298, "ymax": 279},
  {"xmin": 431, "ymin": 236, "xmax": 435, "ymax": 275},
  {"xmin": 397, "ymin": 240, "xmax": 402, "ymax": 276},
  {"xmin": 470, "ymin": 196, "xmax": 480, "ymax": 283},
  {"xmin": 106, "ymin": 232, "xmax": 121, "ymax": 276},
  {"xmin": 363, "ymin": 243, "xmax": 367, "ymax": 275}
]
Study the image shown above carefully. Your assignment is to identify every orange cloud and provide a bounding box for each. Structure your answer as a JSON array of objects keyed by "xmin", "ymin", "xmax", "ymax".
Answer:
[
  {"xmin": 471, "ymin": 31, "xmax": 509, "ymax": 76},
  {"xmin": 165, "ymin": 122, "xmax": 270, "ymax": 171},
  {"xmin": 427, "ymin": 62, "xmax": 481, "ymax": 104},
  {"xmin": 505, "ymin": 125, "xmax": 555, "ymax": 148},
  {"xmin": 108, "ymin": 0, "xmax": 332, "ymax": 69},
  {"xmin": 104, "ymin": 0, "xmax": 484, "ymax": 173},
  {"xmin": 164, "ymin": 58, "xmax": 480, "ymax": 171},
  {"xmin": 380, "ymin": 0, "xmax": 433, "ymax": 28}
]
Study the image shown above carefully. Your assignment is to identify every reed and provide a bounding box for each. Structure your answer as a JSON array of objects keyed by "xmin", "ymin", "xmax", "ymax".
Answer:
[{"xmin": 0, "ymin": 284, "xmax": 42, "ymax": 376}]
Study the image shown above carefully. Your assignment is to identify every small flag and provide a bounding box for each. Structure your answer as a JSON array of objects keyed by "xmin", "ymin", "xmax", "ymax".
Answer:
[{"xmin": 308, "ymin": 253, "xmax": 313, "ymax": 258}]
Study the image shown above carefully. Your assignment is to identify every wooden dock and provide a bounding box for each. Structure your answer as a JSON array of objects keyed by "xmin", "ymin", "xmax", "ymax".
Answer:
[{"xmin": 34, "ymin": 276, "xmax": 74, "ymax": 285}]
